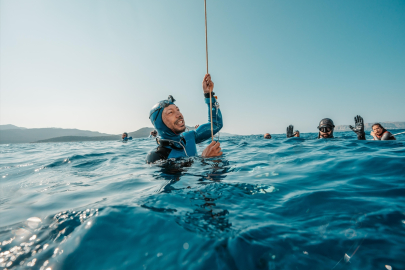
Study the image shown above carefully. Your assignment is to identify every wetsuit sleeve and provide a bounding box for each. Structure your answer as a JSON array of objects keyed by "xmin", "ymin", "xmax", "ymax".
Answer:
[
  {"xmin": 381, "ymin": 132, "xmax": 395, "ymax": 140},
  {"xmin": 194, "ymin": 96, "xmax": 223, "ymax": 144},
  {"xmin": 146, "ymin": 146, "xmax": 172, "ymax": 164}
]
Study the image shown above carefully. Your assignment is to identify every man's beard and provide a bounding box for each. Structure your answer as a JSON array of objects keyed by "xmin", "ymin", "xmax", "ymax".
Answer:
[
  {"xmin": 173, "ymin": 118, "xmax": 186, "ymax": 134},
  {"xmin": 173, "ymin": 126, "xmax": 186, "ymax": 134}
]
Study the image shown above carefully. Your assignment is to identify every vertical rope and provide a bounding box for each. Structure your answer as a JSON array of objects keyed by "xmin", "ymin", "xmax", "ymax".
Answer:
[{"xmin": 205, "ymin": 0, "xmax": 214, "ymax": 141}]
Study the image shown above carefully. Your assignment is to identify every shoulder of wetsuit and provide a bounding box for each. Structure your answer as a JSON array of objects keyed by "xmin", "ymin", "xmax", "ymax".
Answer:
[
  {"xmin": 381, "ymin": 131, "xmax": 395, "ymax": 140},
  {"xmin": 146, "ymin": 146, "xmax": 172, "ymax": 164}
]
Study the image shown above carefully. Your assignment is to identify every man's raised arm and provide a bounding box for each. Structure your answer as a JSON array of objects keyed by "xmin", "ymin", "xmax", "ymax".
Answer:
[{"xmin": 194, "ymin": 74, "xmax": 223, "ymax": 144}]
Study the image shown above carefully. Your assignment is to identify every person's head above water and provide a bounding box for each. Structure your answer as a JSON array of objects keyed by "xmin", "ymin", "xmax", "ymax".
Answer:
[
  {"xmin": 122, "ymin": 132, "xmax": 128, "ymax": 139},
  {"xmin": 294, "ymin": 130, "xmax": 300, "ymax": 137},
  {"xmin": 318, "ymin": 118, "xmax": 335, "ymax": 138},
  {"xmin": 371, "ymin": 123, "xmax": 386, "ymax": 136},
  {"xmin": 264, "ymin": 133, "xmax": 271, "ymax": 139},
  {"xmin": 149, "ymin": 95, "xmax": 186, "ymax": 140}
]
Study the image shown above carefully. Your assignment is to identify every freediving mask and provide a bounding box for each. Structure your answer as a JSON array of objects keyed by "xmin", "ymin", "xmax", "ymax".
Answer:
[
  {"xmin": 319, "ymin": 127, "xmax": 332, "ymax": 133},
  {"xmin": 149, "ymin": 95, "xmax": 176, "ymax": 124}
]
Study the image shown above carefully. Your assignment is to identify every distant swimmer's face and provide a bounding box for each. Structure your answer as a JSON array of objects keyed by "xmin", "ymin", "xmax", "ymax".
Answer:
[
  {"xmin": 122, "ymin": 133, "xmax": 127, "ymax": 139},
  {"xmin": 294, "ymin": 132, "xmax": 300, "ymax": 137},
  {"xmin": 372, "ymin": 125, "xmax": 383, "ymax": 136},
  {"xmin": 162, "ymin": 104, "xmax": 186, "ymax": 134},
  {"xmin": 264, "ymin": 133, "xmax": 271, "ymax": 139},
  {"xmin": 319, "ymin": 127, "xmax": 332, "ymax": 138}
]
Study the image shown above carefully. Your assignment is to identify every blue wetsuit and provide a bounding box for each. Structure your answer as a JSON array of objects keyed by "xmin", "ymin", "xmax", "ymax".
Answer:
[{"xmin": 146, "ymin": 94, "xmax": 222, "ymax": 163}]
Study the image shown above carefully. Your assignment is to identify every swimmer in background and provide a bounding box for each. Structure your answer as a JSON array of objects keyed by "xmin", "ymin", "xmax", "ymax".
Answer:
[
  {"xmin": 149, "ymin": 130, "xmax": 157, "ymax": 138},
  {"xmin": 264, "ymin": 133, "xmax": 271, "ymax": 139},
  {"xmin": 318, "ymin": 115, "xmax": 366, "ymax": 140},
  {"xmin": 370, "ymin": 123, "xmax": 396, "ymax": 140},
  {"xmin": 146, "ymin": 74, "xmax": 223, "ymax": 163},
  {"xmin": 317, "ymin": 118, "xmax": 335, "ymax": 139},
  {"xmin": 286, "ymin": 125, "xmax": 300, "ymax": 138},
  {"xmin": 122, "ymin": 132, "xmax": 132, "ymax": 141}
]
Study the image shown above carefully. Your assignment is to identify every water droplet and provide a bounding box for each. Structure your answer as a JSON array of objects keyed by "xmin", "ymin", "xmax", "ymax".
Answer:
[{"xmin": 183, "ymin": 243, "xmax": 189, "ymax": 250}]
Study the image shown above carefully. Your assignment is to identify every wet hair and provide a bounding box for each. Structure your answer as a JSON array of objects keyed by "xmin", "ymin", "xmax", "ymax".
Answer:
[
  {"xmin": 372, "ymin": 123, "xmax": 387, "ymax": 135},
  {"xmin": 372, "ymin": 123, "xmax": 383, "ymax": 130},
  {"xmin": 123, "ymin": 132, "xmax": 128, "ymax": 136}
]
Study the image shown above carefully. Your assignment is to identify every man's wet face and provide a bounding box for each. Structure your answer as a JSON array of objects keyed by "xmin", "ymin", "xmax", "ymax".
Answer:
[
  {"xmin": 264, "ymin": 133, "xmax": 271, "ymax": 139},
  {"xmin": 319, "ymin": 127, "xmax": 332, "ymax": 138},
  {"xmin": 162, "ymin": 105, "xmax": 186, "ymax": 134},
  {"xmin": 122, "ymin": 133, "xmax": 127, "ymax": 139}
]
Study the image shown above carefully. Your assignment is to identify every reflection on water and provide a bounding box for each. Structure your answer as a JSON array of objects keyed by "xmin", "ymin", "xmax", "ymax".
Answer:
[{"xmin": 0, "ymin": 132, "xmax": 405, "ymax": 269}]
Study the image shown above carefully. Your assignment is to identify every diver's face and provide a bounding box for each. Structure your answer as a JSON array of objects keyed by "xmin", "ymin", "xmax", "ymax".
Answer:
[
  {"xmin": 264, "ymin": 133, "xmax": 271, "ymax": 139},
  {"xmin": 162, "ymin": 105, "xmax": 186, "ymax": 134},
  {"xmin": 294, "ymin": 132, "xmax": 300, "ymax": 137},
  {"xmin": 122, "ymin": 134, "xmax": 127, "ymax": 139},
  {"xmin": 373, "ymin": 126, "xmax": 383, "ymax": 136},
  {"xmin": 319, "ymin": 127, "xmax": 332, "ymax": 138}
]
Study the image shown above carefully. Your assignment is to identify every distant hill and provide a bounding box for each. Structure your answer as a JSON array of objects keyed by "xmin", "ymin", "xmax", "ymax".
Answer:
[
  {"xmin": 335, "ymin": 121, "xmax": 405, "ymax": 132},
  {"xmin": 0, "ymin": 124, "xmax": 236, "ymax": 144},
  {"xmin": 0, "ymin": 124, "xmax": 26, "ymax": 130},
  {"xmin": 35, "ymin": 128, "xmax": 156, "ymax": 143},
  {"xmin": 35, "ymin": 135, "xmax": 120, "ymax": 143},
  {"xmin": 0, "ymin": 127, "xmax": 112, "ymax": 144}
]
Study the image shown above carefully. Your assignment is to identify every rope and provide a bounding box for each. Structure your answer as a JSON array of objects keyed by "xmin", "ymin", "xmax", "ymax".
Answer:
[
  {"xmin": 205, "ymin": 0, "xmax": 214, "ymax": 141},
  {"xmin": 392, "ymin": 131, "xmax": 405, "ymax": 136}
]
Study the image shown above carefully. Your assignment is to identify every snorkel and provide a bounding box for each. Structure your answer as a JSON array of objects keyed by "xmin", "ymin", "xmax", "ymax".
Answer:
[
  {"xmin": 317, "ymin": 118, "xmax": 335, "ymax": 139},
  {"xmin": 149, "ymin": 95, "xmax": 185, "ymax": 148}
]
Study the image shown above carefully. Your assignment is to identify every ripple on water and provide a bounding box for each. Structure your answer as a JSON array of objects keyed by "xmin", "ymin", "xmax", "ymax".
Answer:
[{"xmin": 0, "ymin": 133, "xmax": 404, "ymax": 269}]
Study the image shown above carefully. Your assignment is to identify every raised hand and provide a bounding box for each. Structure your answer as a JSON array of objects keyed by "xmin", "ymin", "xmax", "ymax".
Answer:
[
  {"xmin": 202, "ymin": 141, "xmax": 222, "ymax": 157},
  {"xmin": 202, "ymin": 74, "xmax": 214, "ymax": 94},
  {"xmin": 286, "ymin": 125, "xmax": 294, "ymax": 138},
  {"xmin": 349, "ymin": 115, "xmax": 366, "ymax": 140}
]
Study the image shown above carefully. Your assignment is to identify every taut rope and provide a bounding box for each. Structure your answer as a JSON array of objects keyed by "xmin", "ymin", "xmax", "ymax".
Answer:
[{"xmin": 204, "ymin": 0, "xmax": 214, "ymax": 141}]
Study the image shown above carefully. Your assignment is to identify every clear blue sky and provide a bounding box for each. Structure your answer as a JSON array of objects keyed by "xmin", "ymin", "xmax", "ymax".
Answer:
[{"xmin": 1, "ymin": 0, "xmax": 404, "ymax": 135}]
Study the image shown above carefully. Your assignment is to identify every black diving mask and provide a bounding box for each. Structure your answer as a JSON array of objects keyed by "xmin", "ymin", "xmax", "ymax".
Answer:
[{"xmin": 319, "ymin": 127, "xmax": 332, "ymax": 133}]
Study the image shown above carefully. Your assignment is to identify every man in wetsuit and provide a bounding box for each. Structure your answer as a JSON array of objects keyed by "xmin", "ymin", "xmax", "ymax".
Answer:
[
  {"xmin": 370, "ymin": 123, "xmax": 396, "ymax": 140},
  {"xmin": 146, "ymin": 74, "xmax": 223, "ymax": 163},
  {"xmin": 122, "ymin": 132, "xmax": 132, "ymax": 141},
  {"xmin": 149, "ymin": 130, "xmax": 157, "ymax": 138},
  {"xmin": 317, "ymin": 115, "xmax": 366, "ymax": 140}
]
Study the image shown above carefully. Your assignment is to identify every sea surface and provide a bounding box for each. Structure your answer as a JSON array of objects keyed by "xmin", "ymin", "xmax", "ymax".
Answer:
[{"xmin": 1, "ymin": 131, "xmax": 405, "ymax": 270}]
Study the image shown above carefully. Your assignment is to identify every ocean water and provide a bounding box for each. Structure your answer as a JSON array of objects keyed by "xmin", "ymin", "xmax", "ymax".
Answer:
[{"xmin": 1, "ymin": 131, "xmax": 405, "ymax": 270}]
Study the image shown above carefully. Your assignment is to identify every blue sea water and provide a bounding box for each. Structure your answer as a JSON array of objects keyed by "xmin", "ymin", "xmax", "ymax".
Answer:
[{"xmin": 1, "ymin": 131, "xmax": 405, "ymax": 270}]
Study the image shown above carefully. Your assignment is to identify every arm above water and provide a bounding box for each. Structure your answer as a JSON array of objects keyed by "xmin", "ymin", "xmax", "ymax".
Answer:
[
  {"xmin": 194, "ymin": 95, "xmax": 223, "ymax": 144},
  {"xmin": 349, "ymin": 115, "xmax": 366, "ymax": 140}
]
